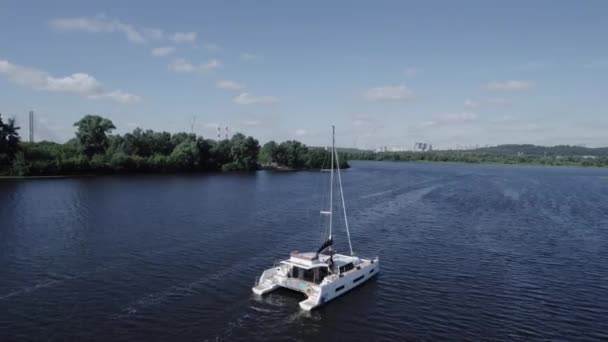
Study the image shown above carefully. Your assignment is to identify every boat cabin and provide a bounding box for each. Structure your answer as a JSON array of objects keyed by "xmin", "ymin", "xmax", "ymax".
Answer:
[{"xmin": 281, "ymin": 251, "xmax": 360, "ymax": 284}]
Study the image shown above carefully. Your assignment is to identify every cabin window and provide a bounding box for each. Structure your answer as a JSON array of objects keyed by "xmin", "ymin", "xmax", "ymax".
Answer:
[
  {"xmin": 302, "ymin": 268, "xmax": 316, "ymax": 283},
  {"xmin": 335, "ymin": 285, "xmax": 344, "ymax": 292},
  {"xmin": 369, "ymin": 268, "xmax": 375, "ymax": 274},
  {"xmin": 353, "ymin": 275, "xmax": 364, "ymax": 283},
  {"xmin": 315, "ymin": 267, "xmax": 329, "ymax": 284},
  {"xmin": 339, "ymin": 263, "xmax": 355, "ymax": 273}
]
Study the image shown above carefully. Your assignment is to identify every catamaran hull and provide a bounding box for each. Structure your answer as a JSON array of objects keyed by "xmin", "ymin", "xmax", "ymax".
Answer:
[
  {"xmin": 302, "ymin": 258, "xmax": 379, "ymax": 310},
  {"xmin": 252, "ymin": 257, "xmax": 380, "ymax": 311}
]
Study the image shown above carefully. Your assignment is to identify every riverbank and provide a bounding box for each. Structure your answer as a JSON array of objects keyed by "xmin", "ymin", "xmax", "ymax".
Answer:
[
  {"xmin": 1, "ymin": 115, "xmax": 353, "ymax": 178},
  {"xmin": 345, "ymin": 150, "xmax": 608, "ymax": 168},
  {"xmin": 351, "ymin": 158, "xmax": 608, "ymax": 169}
]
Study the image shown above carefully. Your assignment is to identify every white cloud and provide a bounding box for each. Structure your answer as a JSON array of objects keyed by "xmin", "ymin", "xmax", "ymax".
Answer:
[
  {"xmin": 0, "ymin": 59, "xmax": 140, "ymax": 104},
  {"xmin": 51, "ymin": 15, "xmax": 200, "ymax": 48},
  {"xmin": 151, "ymin": 46, "xmax": 175, "ymax": 57},
  {"xmin": 420, "ymin": 112, "xmax": 477, "ymax": 127},
  {"xmin": 169, "ymin": 58, "xmax": 196, "ymax": 72},
  {"xmin": 168, "ymin": 58, "xmax": 222, "ymax": 73},
  {"xmin": 233, "ymin": 92, "xmax": 279, "ymax": 105},
  {"xmin": 241, "ymin": 53, "xmax": 257, "ymax": 61},
  {"xmin": 404, "ymin": 67, "xmax": 422, "ymax": 77},
  {"xmin": 485, "ymin": 80, "xmax": 533, "ymax": 91},
  {"xmin": 295, "ymin": 129, "xmax": 308, "ymax": 136},
  {"xmin": 50, "ymin": 15, "xmax": 163, "ymax": 44},
  {"xmin": 217, "ymin": 80, "xmax": 246, "ymax": 90},
  {"xmin": 464, "ymin": 98, "xmax": 511, "ymax": 109},
  {"xmin": 464, "ymin": 99, "xmax": 479, "ymax": 108},
  {"xmin": 363, "ymin": 85, "xmax": 414, "ymax": 102},
  {"xmin": 170, "ymin": 32, "xmax": 197, "ymax": 44},
  {"xmin": 202, "ymin": 59, "xmax": 222, "ymax": 70},
  {"xmin": 97, "ymin": 90, "xmax": 142, "ymax": 104}
]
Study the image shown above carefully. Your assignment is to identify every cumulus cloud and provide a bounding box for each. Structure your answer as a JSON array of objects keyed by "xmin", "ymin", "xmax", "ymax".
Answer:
[
  {"xmin": 50, "ymin": 15, "xmax": 163, "ymax": 44},
  {"xmin": 51, "ymin": 15, "xmax": 199, "ymax": 48},
  {"xmin": 464, "ymin": 98, "xmax": 511, "ymax": 109},
  {"xmin": 295, "ymin": 129, "xmax": 308, "ymax": 136},
  {"xmin": 168, "ymin": 58, "xmax": 222, "ymax": 73},
  {"xmin": 233, "ymin": 92, "xmax": 279, "ymax": 105},
  {"xmin": 241, "ymin": 53, "xmax": 257, "ymax": 61},
  {"xmin": 170, "ymin": 32, "xmax": 197, "ymax": 44},
  {"xmin": 0, "ymin": 59, "xmax": 140, "ymax": 103},
  {"xmin": 216, "ymin": 80, "xmax": 246, "ymax": 90},
  {"xmin": 202, "ymin": 59, "xmax": 222, "ymax": 70},
  {"xmin": 151, "ymin": 46, "xmax": 175, "ymax": 57},
  {"xmin": 96, "ymin": 90, "xmax": 142, "ymax": 104},
  {"xmin": 485, "ymin": 80, "xmax": 533, "ymax": 91},
  {"xmin": 420, "ymin": 112, "xmax": 477, "ymax": 127},
  {"xmin": 363, "ymin": 85, "xmax": 414, "ymax": 102}
]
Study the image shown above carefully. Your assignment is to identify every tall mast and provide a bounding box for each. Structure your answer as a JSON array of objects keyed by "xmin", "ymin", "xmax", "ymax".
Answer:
[
  {"xmin": 329, "ymin": 125, "xmax": 335, "ymax": 240},
  {"xmin": 335, "ymin": 141, "xmax": 354, "ymax": 256}
]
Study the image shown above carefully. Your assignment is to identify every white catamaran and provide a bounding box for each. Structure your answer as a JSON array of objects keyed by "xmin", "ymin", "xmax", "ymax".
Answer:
[{"xmin": 252, "ymin": 126, "xmax": 380, "ymax": 311}]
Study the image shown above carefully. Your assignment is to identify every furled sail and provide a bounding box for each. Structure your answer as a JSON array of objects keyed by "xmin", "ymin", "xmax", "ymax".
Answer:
[{"xmin": 315, "ymin": 238, "xmax": 333, "ymax": 258}]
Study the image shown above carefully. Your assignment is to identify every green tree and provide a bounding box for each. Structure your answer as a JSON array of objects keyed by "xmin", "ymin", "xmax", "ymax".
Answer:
[
  {"xmin": 74, "ymin": 115, "xmax": 116, "ymax": 158},
  {"xmin": 211, "ymin": 139, "xmax": 233, "ymax": 168},
  {"xmin": 259, "ymin": 140, "xmax": 278, "ymax": 164},
  {"xmin": 277, "ymin": 140, "xmax": 308, "ymax": 168},
  {"xmin": 229, "ymin": 133, "xmax": 260, "ymax": 171},
  {"xmin": 196, "ymin": 137, "xmax": 213, "ymax": 171},
  {"xmin": 170, "ymin": 140, "xmax": 200, "ymax": 170},
  {"xmin": 0, "ymin": 114, "xmax": 21, "ymax": 173}
]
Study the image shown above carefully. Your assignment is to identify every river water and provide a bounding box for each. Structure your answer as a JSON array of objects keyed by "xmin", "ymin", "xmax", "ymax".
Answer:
[{"xmin": 1, "ymin": 161, "xmax": 607, "ymax": 341}]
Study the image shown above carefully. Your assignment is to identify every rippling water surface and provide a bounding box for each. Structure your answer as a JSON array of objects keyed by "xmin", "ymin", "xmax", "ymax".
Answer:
[{"xmin": 1, "ymin": 161, "xmax": 607, "ymax": 341}]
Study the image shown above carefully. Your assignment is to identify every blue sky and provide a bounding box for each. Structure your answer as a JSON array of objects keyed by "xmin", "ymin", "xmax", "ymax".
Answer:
[{"xmin": 1, "ymin": 0, "xmax": 607, "ymax": 149}]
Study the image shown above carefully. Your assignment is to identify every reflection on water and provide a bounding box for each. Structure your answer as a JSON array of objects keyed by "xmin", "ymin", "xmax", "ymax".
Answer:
[{"xmin": 1, "ymin": 163, "xmax": 608, "ymax": 341}]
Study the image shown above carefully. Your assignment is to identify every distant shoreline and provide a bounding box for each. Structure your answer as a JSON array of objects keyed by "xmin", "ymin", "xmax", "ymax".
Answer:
[
  {"xmin": 348, "ymin": 159, "xmax": 608, "ymax": 169},
  {"xmin": 345, "ymin": 148, "xmax": 608, "ymax": 169}
]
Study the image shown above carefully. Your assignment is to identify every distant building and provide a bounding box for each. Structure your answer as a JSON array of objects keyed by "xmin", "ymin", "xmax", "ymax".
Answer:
[{"xmin": 413, "ymin": 142, "xmax": 431, "ymax": 152}]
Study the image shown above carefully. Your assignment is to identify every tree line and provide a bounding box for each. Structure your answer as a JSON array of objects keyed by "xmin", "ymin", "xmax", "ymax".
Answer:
[
  {"xmin": 345, "ymin": 150, "xmax": 608, "ymax": 167},
  {"xmin": 0, "ymin": 114, "xmax": 349, "ymax": 176}
]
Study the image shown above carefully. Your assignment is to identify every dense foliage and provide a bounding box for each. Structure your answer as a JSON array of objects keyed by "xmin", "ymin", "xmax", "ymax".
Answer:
[
  {"xmin": 1, "ymin": 114, "xmax": 262, "ymax": 176},
  {"xmin": 0, "ymin": 114, "xmax": 349, "ymax": 176},
  {"xmin": 346, "ymin": 147, "xmax": 608, "ymax": 167},
  {"xmin": 0, "ymin": 114, "xmax": 22, "ymax": 174},
  {"xmin": 260, "ymin": 140, "xmax": 349, "ymax": 170}
]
